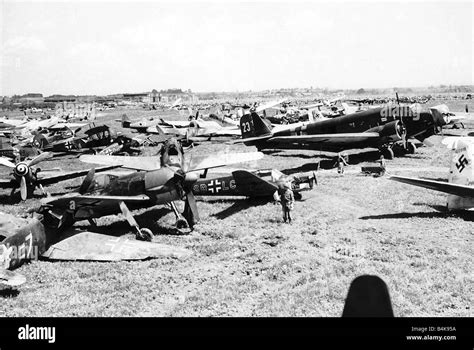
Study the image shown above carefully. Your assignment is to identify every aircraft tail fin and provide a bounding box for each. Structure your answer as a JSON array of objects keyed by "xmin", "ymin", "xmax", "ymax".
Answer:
[
  {"xmin": 447, "ymin": 137, "xmax": 474, "ymax": 210},
  {"xmin": 121, "ymin": 114, "xmax": 131, "ymax": 128},
  {"xmin": 341, "ymin": 102, "xmax": 355, "ymax": 115},
  {"xmin": 239, "ymin": 112, "xmax": 272, "ymax": 139}
]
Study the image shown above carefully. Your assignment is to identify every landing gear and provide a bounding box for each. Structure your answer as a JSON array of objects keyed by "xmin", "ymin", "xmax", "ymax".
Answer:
[
  {"xmin": 392, "ymin": 141, "xmax": 417, "ymax": 156},
  {"xmin": 38, "ymin": 184, "xmax": 47, "ymax": 197},
  {"xmin": 118, "ymin": 201, "xmax": 153, "ymax": 241},
  {"xmin": 137, "ymin": 228, "xmax": 154, "ymax": 242},
  {"xmin": 169, "ymin": 201, "xmax": 190, "ymax": 231},
  {"xmin": 380, "ymin": 147, "xmax": 394, "ymax": 160},
  {"xmin": 405, "ymin": 141, "xmax": 416, "ymax": 154}
]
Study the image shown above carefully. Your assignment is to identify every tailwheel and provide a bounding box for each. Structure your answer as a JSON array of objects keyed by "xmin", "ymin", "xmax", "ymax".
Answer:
[{"xmin": 137, "ymin": 228, "xmax": 153, "ymax": 242}]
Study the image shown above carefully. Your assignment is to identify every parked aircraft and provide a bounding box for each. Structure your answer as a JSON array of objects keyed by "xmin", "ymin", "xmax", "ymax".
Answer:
[
  {"xmin": 35, "ymin": 124, "xmax": 122, "ymax": 154},
  {"xmin": 0, "ymin": 212, "xmax": 192, "ymax": 286},
  {"xmin": 39, "ymin": 138, "xmax": 263, "ymax": 241},
  {"xmin": 235, "ymin": 103, "xmax": 445, "ymax": 159},
  {"xmin": 389, "ymin": 137, "xmax": 474, "ymax": 211},
  {"xmin": 0, "ymin": 152, "xmax": 119, "ymax": 200},
  {"xmin": 192, "ymin": 169, "xmax": 316, "ymax": 200}
]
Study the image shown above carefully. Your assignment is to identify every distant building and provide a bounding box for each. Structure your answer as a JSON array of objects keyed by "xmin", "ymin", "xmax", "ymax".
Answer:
[
  {"xmin": 149, "ymin": 89, "xmax": 160, "ymax": 103},
  {"xmin": 122, "ymin": 92, "xmax": 149, "ymax": 102},
  {"xmin": 44, "ymin": 95, "xmax": 76, "ymax": 103},
  {"xmin": 122, "ymin": 89, "xmax": 196, "ymax": 104},
  {"xmin": 19, "ymin": 93, "xmax": 44, "ymax": 104}
]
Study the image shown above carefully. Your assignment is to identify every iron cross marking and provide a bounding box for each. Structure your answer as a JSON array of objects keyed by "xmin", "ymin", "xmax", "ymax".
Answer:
[{"xmin": 207, "ymin": 179, "xmax": 222, "ymax": 194}]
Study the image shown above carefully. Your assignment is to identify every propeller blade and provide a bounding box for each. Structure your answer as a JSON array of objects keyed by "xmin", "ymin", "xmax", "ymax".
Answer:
[
  {"xmin": 0, "ymin": 157, "xmax": 16, "ymax": 168},
  {"xmin": 20, "ymin": 176, "xmax": 28, "ymax": 201},
  {"xmin": 79, "ymin": 168, "xmax": 95, "ymax": 194},
  {"xmin": 183, "ymin": 190, "xmax": 199, "ymax": 227},
  {"xmin": 27, "ymin": 151, "xmax": 52, "ymax": 167}
]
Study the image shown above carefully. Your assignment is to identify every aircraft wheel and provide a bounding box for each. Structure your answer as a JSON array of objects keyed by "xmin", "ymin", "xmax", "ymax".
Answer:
[
  {"xmin": 406, "ymin": 142, "xmax": 416, "ymax": 154},
  {"xmin": 176, "ymin": 218, "xmax": 189, "ymax": 229},
  {"xmin": 294, "ymin": 192, "xmax": 302, "ymax": 200},
  {"xmin": 137, "ymin": 228, "xmax": 153, "ymax": 242}
]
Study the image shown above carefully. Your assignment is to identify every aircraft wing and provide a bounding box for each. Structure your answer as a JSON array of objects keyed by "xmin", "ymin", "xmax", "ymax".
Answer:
[
  {"xmin": 255, "ymin": 98, "xmax": 287, "ymax": 113},
  {"xmin": 232, "ymin": 170, "xmax": 278, "ymax": 194},
  {"xmin": 37, "ymin": 165, "xmax": 120, "ymax": 186},
  {"xmin": 389, "ymin": 176, "xmax": 474, "ymax": 197},
  {"xmin": 187, "ymin": 152, "xmax": 263, "ymax": 172},
  {"xmin": 43, "ymin": 194, "xmax": 151, "ymax": 207},
  {"xmin": 46, "ymin": 135, "xmax": 84, "ymax": 146},
  {"xmin": 41, "ymin": 231, "xmax": 192, "ymax": 261},
  {"xmin": 231, "ymin": 134, "xmax": 274, "ymax": 144},
  {"xmin": 49, "ymin": 122, "xmax": 86, "ymax": 130},
  {"xmin": 79, "ymin": 155, "xmax": 161, "ymax": 171},
  {"xmin": 159, "ymin": 119, "xmax": 190, "ymax": 128},
  {"xmin": 270, "ymin": 132, "xmax": 381, "ymax": 145},
  {"xmin": 300, "ymin": 103, "xmax": 324, "ymax": 109},
  {"xmin": 199, "ymin": 128, "xmax": 241, "ymax": 137}
]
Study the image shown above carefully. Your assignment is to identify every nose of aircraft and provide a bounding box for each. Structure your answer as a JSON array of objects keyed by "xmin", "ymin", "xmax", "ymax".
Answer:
[
  {"xmin": 429, "ymin": 105, "xmax": 449, "ymax": 127},
  {"xmin": 184, "ymin": 172, "xmax": 199, "ymax": 186}
]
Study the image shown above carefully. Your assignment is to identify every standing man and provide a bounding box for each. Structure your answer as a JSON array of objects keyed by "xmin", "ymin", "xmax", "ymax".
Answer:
[
  {"xmin": 335, "ymin": 153, "xmax": 349, "ymax": 174},
  {"xmin": 378, "ymin": 155, "xmax": 386, "ymax": 175},
  {"xmin": 275, "ymin": 182, "xmax": 295, "ymax": 223}
]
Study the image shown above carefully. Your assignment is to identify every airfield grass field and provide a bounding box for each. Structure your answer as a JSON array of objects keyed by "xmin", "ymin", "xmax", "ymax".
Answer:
[{"xmin": 0, "ymin": 100, "xmax": 472, "ymax": 317}]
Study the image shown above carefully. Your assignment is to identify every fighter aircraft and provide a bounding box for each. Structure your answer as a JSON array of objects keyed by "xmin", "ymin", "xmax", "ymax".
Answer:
[
  {"xmin": 234, "ymin": 103, "xmax": 445, "ymax": 159},
  {"xmin": 429, "ymin": 104, "xmax": 472, "ymax": 130},
  {"xmin": 389, "ymin": 136, "xmax": 474, "ymax": 211},
  {"xmin": 126, "ymin": 114, "xmax": 241, "ymax": 144},
  {"xmin": 35, "ymin": 124, "xmax": 122, "ymax": 154},
  {"xmin": 0, "ymin": 211, "xmax": 192, "ymax": 286},
  {"xmin": 0, "ymin": 152, "xmax": 118, "ymax": 200},
  {"xmin": 191, "ymin": 169, "xmax": 316, "ymax": 200},
  {"xmin": 184, "ymin": 118, "xmax": 241, "ymax": 143},
  {"xmin": 0, "ymin": 115, "xmax": 85, "ymax": 139},
  {"xmin": 39, "ymin": 137, "xmax": 263, "ymax": 241}
]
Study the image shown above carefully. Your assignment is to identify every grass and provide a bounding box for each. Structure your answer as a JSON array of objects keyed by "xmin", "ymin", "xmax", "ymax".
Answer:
[{"xmin": 0, "ymin": 100, "xmax": 472, "ymax": 317}]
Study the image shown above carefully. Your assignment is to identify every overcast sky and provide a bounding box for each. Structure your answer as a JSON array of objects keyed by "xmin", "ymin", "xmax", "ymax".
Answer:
[{"xmin": 0, "ymin": 1, "xmax": 472, "ymax": 96}]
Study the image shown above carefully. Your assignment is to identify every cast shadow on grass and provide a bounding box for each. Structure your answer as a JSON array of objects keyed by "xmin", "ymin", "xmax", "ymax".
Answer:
[
  {"xmin": 212, "ymin": 198, "xmax": 270, "ymax": 220},
  {"xmin": 0, "ymin": 288, "xmax": 20, "ymax": 298},
  {"xmin": 360, "ymin": 209, "xmax": 474, "ymax": 221},
  {"xmin": 0, "ymin": 191, "xmax": 53, "ymax": 204},
  {"xmin": 281, "ymin": 150, "xmax": 384, "ymax": 175},
  {"xmin": 360, "ymin": 212, "xmax": 446, "ymax": 220},
  {"xmin": 75, "ymin": 206, "xmax": 182, "ymax": 236}
]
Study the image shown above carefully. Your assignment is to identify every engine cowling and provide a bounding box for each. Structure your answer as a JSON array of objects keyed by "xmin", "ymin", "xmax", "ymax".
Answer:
[{"xmin": 367, "ymin": 120, "xmax": 406, "ymax": 140}]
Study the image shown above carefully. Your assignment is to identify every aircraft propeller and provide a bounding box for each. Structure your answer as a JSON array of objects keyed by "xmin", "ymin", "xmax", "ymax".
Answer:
[
  {"xmin": 0, "ymin": 151, "xmax": 52, "ymax": 200},
  {"xmin": 170, "ymin": 167, "xmax": 200, "ymax": 227},
  {"xmin": 79, "ymin": 167, "xmax": 95, "ymax": 194}
]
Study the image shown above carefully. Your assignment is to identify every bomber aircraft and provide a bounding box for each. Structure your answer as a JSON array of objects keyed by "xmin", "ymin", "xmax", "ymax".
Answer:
[{"xmin": 234, "ymin": 103, "xmax": 447, "ymax": 159}]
